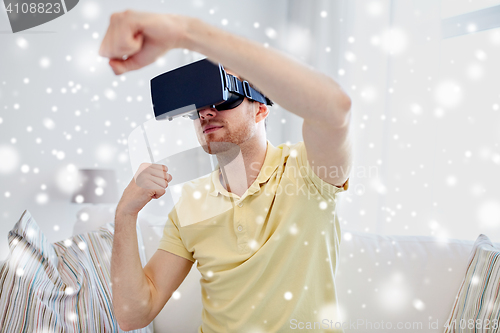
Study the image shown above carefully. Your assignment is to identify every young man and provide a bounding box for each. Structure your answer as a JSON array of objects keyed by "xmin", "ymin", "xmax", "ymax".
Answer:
[{"xmin": 99, "ymin": 10, "xmax": 352, "ymax": 333}]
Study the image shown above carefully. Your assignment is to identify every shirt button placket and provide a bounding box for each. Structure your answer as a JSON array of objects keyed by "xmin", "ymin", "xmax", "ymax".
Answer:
[{"xmin": 235, "ymin": 201, "xmax": 244, "ymax": 236}]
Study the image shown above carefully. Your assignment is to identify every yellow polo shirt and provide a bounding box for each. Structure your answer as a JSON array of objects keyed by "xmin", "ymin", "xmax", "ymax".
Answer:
[{"xmin": 159, "ymin": 139, "xmax": 349, "ymax": 333}]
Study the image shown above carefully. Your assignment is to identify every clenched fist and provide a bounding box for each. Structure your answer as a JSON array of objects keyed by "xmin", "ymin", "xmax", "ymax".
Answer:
[
  {"xmin": 99, "ymin": 10, "xmax": 190, "ymax": 75},
  {"xmin": 116, "ymin": 162, "xmax": 173, "ymax": 217}
]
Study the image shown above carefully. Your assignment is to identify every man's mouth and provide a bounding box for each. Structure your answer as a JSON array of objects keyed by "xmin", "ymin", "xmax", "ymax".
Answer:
[{"xmin": 204, "ymin": 126, "xmax": 223, "ymax": 133}]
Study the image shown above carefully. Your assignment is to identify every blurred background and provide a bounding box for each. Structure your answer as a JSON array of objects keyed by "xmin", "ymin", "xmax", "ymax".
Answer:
[{"xmin": 1, "ymin": 0, "xmax": 500, "ymax": 261}]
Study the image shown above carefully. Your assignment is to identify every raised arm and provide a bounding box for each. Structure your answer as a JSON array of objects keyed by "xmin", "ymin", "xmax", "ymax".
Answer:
[{"xmin": 99, "ymin": 10, "xmax": 351, "ymax": 126}]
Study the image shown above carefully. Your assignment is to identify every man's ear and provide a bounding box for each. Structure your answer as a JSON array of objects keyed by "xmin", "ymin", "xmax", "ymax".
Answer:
[{"xmin": 255, "ymin": 102, "xmax": 269, "ymax": 125}]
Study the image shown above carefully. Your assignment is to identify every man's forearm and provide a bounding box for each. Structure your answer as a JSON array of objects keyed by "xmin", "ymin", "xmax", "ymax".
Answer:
[
  {"xmin": 181, "ymin": 17, "xmax": 352, "ymax": 126},
  {"xmin": 111, "ymin": 212, "xmax": 154, "ymax": 329}
]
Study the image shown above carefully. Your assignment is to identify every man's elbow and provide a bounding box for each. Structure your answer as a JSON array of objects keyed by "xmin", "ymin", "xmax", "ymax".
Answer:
[
  {"xmin": 327, "ymin": 95, "xmax": 352, "ymax": 129},
  {"xmin": 114, "ymin": 303, "xmax": 153, "ymax": 331}
]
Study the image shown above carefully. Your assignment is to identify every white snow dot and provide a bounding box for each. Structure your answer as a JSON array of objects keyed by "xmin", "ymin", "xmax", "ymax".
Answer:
[
  {"xmin": 95, "ymin": 187, "xmax": 104, "ymax": 196},
  {"xmin": 320, "ymin": 11, "xmax": 328, "ymax": 18},
  {"xmin": 75, "ymin": 195, "xmax": 84, "ymax": 204},
  {"xmin": 53, "ymin": 225, "xmax": 60, "ymax": 231},
  {"xmin": 172, "ymin": 291, "xmax": 181, "ymax": 300},
  {"xmin": 16, "ymin": 37, "xmax": 28, "ymax": 49},
  {"xmin": 81, "ymin": 1, "xmax": 100, "ymax": 20},
  {"xmin": 16, "ymin": 268, "xmax": 24, "ymax": 276},
  {"xmin": 65, "ymin": 287, "xmax": 74, "ymax": 295},
  {"xmin": 64, "ymin": 239, "xmax": 73, "ymax": 247},
  {"xmin": 78, "ymin": 242, "xmax": 87, "ymax": 250},
  {"xmin": 446, "ymin": 175, "xmax": 457, "ymax": 186},
  {"xmin": 265, "ymin": 28, "xmax": 277, "ymax": 39},
  {"xmin": 345, "ymin": 51, "xmax": 356, "ymax": 63},
  {"xmin": 36, "ymin": 193, "xmax": 49, "ymax": 205},
  {"xmin": 39, "ymin": 57, "xmax": 51, "ymax": 68},
  {"xmin": 466, "ymin": 63, "xmax": 483, "ymax": 80},
  {"xmin": 477, "ymin": 200, "xmax": 500, "ymax": 229},
  {"xmin": 343, "ymin": 232, "xmax": 353, "ymax": 241},
  {"xmin": 4, "ymin": 192, "xmax": 11, "ymax": 198},
  {"xmin": 23, "ymin": 78, "xmax": 29, "ymax": 84},
  {"xmin": 319, "ymin": 201, "xmax": 328, "ymax": 210},
  {"xmin": 207, "ymin": 270, "xmax": 214, "ymax": 278},
  {"xmin": 43, "ymin": 118, "xmax": 55, "ymax": 130},
  {"xmin": 475, "ymin": 49, "xmax": 487, "ymax": 61},
  {"xmin": 366, "ymin": 1, "xmax": 383, "ymax": 16},
  {"xmin": 467, "ymin": 23, "xmax": 477, "ymax": 33},
  {"xmin": 221, "ymin": 19, "xmax": 228, "ymax": 26},
  {"xmin": 21, "ymin": 164, "xmax": 30, "ymax": 173},
  {"xmin": 92, "ymin": 32, "xmax": 99, "ymax": 39},
  {"xmin": 193, "ymin": 191, "xmax": 201, "ymax": 199},
  {"xmin": 413, "ymin": 299, "xmax": 426, "ymax": 311},
  {"xmin": 0, "ymin": 145, "xmax": 20, "ymax": 174},
  {"xmin": 104, "ymin": 89, "xmax": 116, "ymax": 100},
  {"xmin": 284, "ymin": 292, "xmax": 293, "ymax": 300},
  {"xmin": 411, "ymin": 104, "xmax": 422, "ymax": 115},
  {"xmin": 80, "ymin": 212, "xmax": 89, "ymax": 221}
]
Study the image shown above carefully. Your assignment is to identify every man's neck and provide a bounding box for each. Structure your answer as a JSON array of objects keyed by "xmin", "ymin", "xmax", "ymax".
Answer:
[{"xmin": 216, "ymin": 136, "xmax": 267, "ymax": 197}]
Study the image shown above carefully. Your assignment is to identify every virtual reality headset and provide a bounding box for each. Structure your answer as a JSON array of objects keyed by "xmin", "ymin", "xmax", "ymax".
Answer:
[{"xmin": 150, "ymin": 58, "xmax": 273, "ymax": 121}]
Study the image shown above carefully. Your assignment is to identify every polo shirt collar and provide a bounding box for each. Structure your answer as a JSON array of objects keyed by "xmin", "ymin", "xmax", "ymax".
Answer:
[{"xmin": 209, "ymin": 140, "xmax": 281, "ymax": 198}]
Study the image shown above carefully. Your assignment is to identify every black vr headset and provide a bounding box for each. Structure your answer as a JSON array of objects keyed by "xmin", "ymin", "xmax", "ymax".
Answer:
[{"xmin": 150, "ymin": 58, "xmax": 273, "ymax": 121}]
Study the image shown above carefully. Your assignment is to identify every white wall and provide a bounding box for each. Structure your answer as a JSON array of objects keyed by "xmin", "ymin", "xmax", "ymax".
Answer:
[{"xmin": 335, "ymin": 0, "xmax": 500, "ymax": 239}]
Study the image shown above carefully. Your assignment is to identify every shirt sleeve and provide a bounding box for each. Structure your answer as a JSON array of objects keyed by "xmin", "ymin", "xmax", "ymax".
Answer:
[
  {"xmin": 295, "ymin": 141, "xmax": 349, "ymax": 198},
  {"xmin": 158, "ymin": 208, "xmax": 195, "ymax": 263}
]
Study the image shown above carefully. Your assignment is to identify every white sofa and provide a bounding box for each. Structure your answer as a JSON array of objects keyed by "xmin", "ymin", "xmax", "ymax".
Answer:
[
  {"xmin": 1, "ymin": 206, "xmax": 486, "ymax": 332},
  {"xmin": 137, "ymin": 212, "xmax": 490, "ymax": 333}
]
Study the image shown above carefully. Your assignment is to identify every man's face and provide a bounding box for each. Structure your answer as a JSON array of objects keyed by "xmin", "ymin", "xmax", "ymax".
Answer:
[{"xmin": 193, "ymin": 72, "xmax": 258, "ymax": 155}]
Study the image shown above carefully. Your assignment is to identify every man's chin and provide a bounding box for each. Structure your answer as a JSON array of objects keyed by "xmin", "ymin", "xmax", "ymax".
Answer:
[{"xmin": 202, "ymin": 141, "xmax": 240, "ymax": 155}]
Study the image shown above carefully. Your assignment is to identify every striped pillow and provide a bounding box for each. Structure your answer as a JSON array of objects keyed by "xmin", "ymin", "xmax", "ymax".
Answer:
[
  {"xmin": 444, "ymin": 234, "xmax": 500, "ymax": 332},
  {"xmin": 0, "ymin": 210, "xmax": 153, "ymax": 333}
]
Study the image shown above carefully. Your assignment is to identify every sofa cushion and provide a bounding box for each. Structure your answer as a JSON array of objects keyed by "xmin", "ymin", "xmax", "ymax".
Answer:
[
  {"xmin": 443, "ymin": 234, "xmax": 500, "ymax": 332},
  {"xmin": 335, "ymin": 229, "xmax": 494, "ymax": 333},
  {"xmin": 0, "ymin": 210, "xmax": 153, "ymax": 333}
]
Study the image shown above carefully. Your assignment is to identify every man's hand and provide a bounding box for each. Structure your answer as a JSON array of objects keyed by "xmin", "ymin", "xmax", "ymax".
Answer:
[
  {"xmin": 99, "ymin": 10, "xmax": 188, "ymax": 75},
  {"xmin": 116, "ymin": 163, "xmax": 172, "ymax": 217}
]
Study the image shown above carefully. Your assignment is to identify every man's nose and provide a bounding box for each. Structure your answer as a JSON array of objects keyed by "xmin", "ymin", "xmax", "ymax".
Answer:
[{"xmin": 198, "ymin": 106, "xmax": 217, "ymax": 119}]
